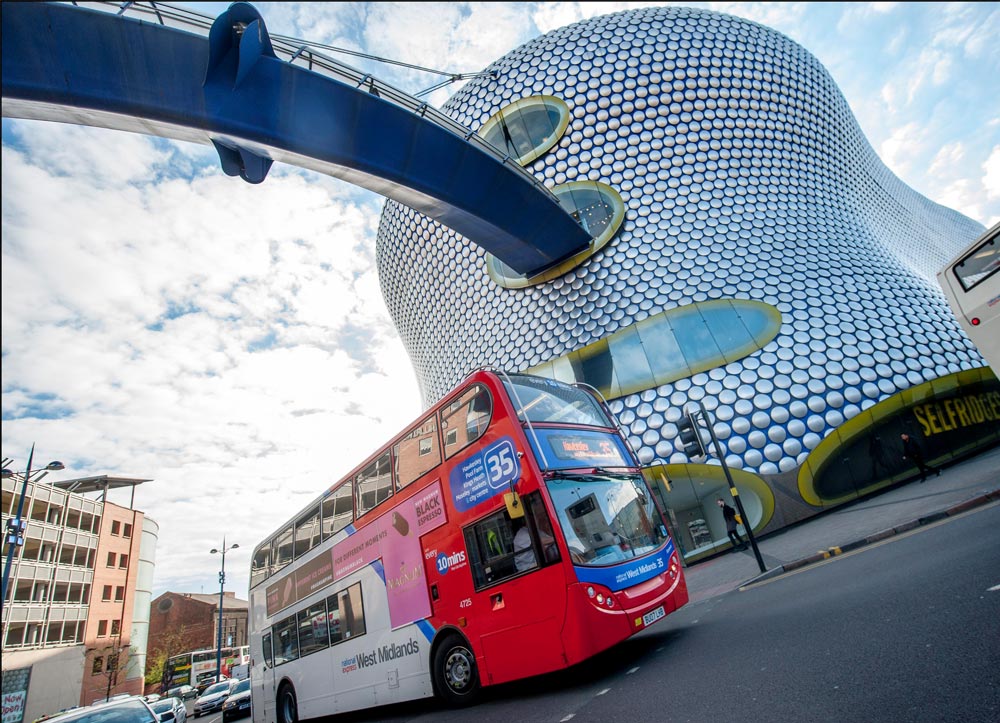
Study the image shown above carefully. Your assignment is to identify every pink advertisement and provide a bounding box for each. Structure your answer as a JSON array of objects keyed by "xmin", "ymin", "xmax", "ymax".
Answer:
[
  {"xmin": 267, "ymin": 481, "xmax": 446, "ymax": 623},
  {"xmin": 332, "ymin": 481, "xmax": 447, "ymax": 628}
]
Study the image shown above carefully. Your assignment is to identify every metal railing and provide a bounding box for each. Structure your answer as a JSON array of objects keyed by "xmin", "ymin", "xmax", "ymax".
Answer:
[{"xmin": 65, "ymin": 1, "xmax": 563, "ymax": 204}]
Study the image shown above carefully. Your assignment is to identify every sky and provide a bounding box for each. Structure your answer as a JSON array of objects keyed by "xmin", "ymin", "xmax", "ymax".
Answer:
[{"xmin": 2, "ymin": 2, "xmax": 999, "ymax": 603}]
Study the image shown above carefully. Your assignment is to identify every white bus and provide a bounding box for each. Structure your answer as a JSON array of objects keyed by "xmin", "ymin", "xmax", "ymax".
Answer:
[{"xmin": 937, "ymin": 221, "xmax": 1000, "ymax": 374}]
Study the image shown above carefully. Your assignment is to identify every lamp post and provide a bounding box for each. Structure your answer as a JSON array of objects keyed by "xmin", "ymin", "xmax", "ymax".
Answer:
[
  {"xmin": 210, "ymin": 538, "xmax": 239, "ymax": 683},
  {"xmin": 2, "ymin": 444, "xmax": 64, "ymax": 604}
]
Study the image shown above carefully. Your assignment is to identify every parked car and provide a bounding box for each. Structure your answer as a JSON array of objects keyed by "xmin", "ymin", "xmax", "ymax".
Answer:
[
  {"xmin": 192, "ymin": 681, "xmax": 236, "ymax": 718},
  {"xmin": 165, "ymin": 686, "xmax": 197, "ymax": 702},
  {"xmin": 148, "ymin": 698, "xmax": 185, "ymax": 723},
  {"xmin": 35, "ymin": 698, "xmax": 157, "ymax": 723},
  {"xmin": 220, "ymin": 679, "xmax": 251, "ymax": 722}
]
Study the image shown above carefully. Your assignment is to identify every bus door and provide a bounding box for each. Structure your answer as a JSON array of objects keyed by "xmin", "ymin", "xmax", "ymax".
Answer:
[
  {"xmin": 462, "ymin": 497, "xmax": 567, "ymax": 684},
  {"xmin": 257, "ymin": 632, "xmax": 277, "ymax": 723}
]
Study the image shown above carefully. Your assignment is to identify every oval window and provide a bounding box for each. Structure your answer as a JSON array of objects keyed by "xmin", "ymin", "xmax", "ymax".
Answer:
[
  {"xmin": 479, "ymin": 95, "xmax": 570, "ymax": 166},
  {"xmin": 487, "ymin": 180, "xmax": 626, "ymax": 289},
  {"xmin": 525, "ymin": 299, "xmax": 784, "ymax": 399}
]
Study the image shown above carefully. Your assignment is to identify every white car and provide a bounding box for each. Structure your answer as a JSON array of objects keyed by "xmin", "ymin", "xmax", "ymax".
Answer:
[
  {"xmin": 192, "ymin": 681, "xmax": 235, "ymax": 718},
  {"xmin": 39, "ymin": 698, "xmax": 157, "ymax": 723}
]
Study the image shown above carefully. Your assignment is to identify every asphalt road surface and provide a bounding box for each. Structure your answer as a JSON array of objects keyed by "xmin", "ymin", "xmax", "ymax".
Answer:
[{"xmin": 329, "ymin": 500, "xmax": 1000, "ymax": 722}]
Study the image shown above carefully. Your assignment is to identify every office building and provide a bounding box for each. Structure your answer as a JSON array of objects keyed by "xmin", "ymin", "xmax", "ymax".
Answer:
[{"xmin": 1, "ymin": 475, "xmax": 157, "ymax": 722}]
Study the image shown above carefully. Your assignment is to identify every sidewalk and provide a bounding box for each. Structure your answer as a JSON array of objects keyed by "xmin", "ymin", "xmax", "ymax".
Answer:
[{"xmin": 681, "ymin": 444, "xmax": 1000, "ymax": 604}]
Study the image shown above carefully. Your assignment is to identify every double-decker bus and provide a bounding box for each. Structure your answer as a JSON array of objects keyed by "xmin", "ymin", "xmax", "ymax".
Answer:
[
  {"xmin": 247, "ymin": 369, "xmax": 687, "ymax": 721},
  {"xmin": 937, "ymin": 221, "xmax": 1000, "ymax": 374},
  {"xmin": 162, "ymin": 645, "xmax": 250, "ymax": 691}
]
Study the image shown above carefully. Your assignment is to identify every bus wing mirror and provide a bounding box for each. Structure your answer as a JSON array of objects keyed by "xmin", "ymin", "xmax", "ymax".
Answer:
[{"xmin": 504, "ymin": 491, "xmax": 525, "ymax": 519}]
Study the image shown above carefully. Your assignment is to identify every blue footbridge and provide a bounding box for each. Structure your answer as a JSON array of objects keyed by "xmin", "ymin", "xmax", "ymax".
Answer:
[{"xmin": 1, "ymin": 1, "xmax": 592, "ymax": 276}]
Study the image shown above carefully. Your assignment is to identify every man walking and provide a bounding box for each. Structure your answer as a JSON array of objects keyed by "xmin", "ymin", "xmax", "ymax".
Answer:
[
  {"xmin": 900, "ymin": 432, "xmax": 941, "ymax": 482},
  {"xmin": 717, "ymin": 497, "xmax": 747, "ymax": 551}
]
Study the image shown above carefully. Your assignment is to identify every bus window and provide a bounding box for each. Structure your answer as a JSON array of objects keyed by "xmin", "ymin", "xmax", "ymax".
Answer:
[
  {"xmin": 293, "ymin": 505, "xmax": 320, "ymax": 558},
  {"xmin": 464, "ymin": 507, "xmax": 518, "ymax": 588},
  {"xmin": 327, "ymin": 582, "xmax": 366, "ymax": 644},
  {"xmin": 296, "ymin": 601, "xmax": 329, "ymax": 657},
  {"xmin": 250, "ymin": 545, "xmax": 270, "ymax": 588},
  {"xmin": 272, "ymin": 526, "xmax": 293, "ymax": 572},
  {"xmin": 464, "ymin": 494, "xmax": 560, "ymax": 588},
  {"xmin": 394, "ymin": 417, "xmax": 441, "ymax": 489},
  {"xmin": 321, "ymin": 482, "xmax": 353, "ymax": 541},
  {"xmin": 442, "ymin": 384, "xmax": 493, "ymax": 459},
  {"xmin": 356, "ymin": 451, "xmax": 392, "ymax": 517},
  {"xmin": 953, "ymin": 233, "xmax": 998, "ymax": 291},
  {"xmin": 273, "ymin": 616, "xmax": 298, "ymax": 665},
  {"xmin": 262, "ymin": 633, "xmax": 273, "ymax": 668}
]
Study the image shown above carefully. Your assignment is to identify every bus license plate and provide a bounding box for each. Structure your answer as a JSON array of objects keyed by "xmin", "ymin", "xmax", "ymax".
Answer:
[{"xmin": 642, "ymin": 606, "xmax": 665, "ymax": 627}]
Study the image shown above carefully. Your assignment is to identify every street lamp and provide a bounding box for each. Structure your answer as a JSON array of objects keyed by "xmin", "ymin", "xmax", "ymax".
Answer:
[
  {"xmin": 2, "ymin": 444, "xmax": 64, "ymax": 603},
  {"xmin": 210, "ymin": 538, "xmax": 239, "ymax": 683}
]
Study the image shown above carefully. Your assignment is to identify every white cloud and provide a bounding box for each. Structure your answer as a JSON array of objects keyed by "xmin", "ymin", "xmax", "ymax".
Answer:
[{"xmin": 4, "ymin": 0, "xmax": 999, "ymax": 604}]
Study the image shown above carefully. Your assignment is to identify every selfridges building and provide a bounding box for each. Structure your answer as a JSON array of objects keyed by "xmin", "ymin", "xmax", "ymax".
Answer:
[{"xmin": 376, "ymin": 6, "xmax": 999, "ymax": 563}]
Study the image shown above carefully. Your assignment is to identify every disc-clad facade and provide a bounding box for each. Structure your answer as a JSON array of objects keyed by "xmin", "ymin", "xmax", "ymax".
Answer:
[{"xmin": 375, "ymin": 6, "xmax": 999, "ymax": 563}]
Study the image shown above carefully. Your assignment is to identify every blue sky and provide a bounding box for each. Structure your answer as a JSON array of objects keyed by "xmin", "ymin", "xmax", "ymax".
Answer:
[{"xmin": 2, "ymin": 1, "xmax": 998, "ymax": 601}]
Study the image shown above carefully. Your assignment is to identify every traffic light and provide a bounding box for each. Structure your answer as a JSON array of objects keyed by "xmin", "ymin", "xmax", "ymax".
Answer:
[{"xmin": 677, "ymin": 413, "xmax": 705, "ymax": 458}]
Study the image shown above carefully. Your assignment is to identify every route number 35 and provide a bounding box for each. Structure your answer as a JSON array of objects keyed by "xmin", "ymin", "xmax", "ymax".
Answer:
[{"xmin": 484, "ymin": 440, "xmax": 519, "ymax": 489}]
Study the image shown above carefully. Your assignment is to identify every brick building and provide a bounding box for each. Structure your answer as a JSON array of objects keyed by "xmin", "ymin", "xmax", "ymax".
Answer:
[{"xmin": 146, "ymin": 591, "xmax": 248, "ymax": 685}]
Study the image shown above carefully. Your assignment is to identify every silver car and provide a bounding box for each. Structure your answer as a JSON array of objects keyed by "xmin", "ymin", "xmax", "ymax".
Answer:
[
  {"xmin": 192, "ymin": 681, "xmax": 235, "ymax": 718},
  {"xmin": 149, "ymin": 697, "xmax": 186, "ymax": 723}
]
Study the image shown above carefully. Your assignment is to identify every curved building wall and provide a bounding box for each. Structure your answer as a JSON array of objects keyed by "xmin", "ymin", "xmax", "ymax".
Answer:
[
  {"xmin": 375, "ymin": 6, "xmax": 997, "ymax": 560},
  {"xmin": 125, "ymin": 516, "xmax": 158, "ymax": 685}
]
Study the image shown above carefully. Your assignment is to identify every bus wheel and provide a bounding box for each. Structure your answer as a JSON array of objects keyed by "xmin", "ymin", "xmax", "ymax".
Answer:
[
  {"xmin": 276, "ymin": 683, "xmax": 298, "ymax": 723},
  {"xmin": 432, "ymin": 634, "xmax": 480, "ymax": 707}
]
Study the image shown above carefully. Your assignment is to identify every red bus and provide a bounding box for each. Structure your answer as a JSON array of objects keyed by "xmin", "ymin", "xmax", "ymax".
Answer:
[{"xmin": 247, "ymin": 369, "xmax": 687, "ymax": 721}]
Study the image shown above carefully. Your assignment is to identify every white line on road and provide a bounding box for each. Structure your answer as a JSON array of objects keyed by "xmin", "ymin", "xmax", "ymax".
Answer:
[
  {"xmin": 596, "ymin": 688, "xmax": 611, "ymax": 696},
  {"xmin": 988, "ymin": 584, "xmax": 1000, "ymax": 592},
  {"xmin": 560, "ymin": 715, "xmax": 575, "ymax": 722},
  {"xmin": 627, "ymin": 667, "xmax": 640, "ymax": 675}
]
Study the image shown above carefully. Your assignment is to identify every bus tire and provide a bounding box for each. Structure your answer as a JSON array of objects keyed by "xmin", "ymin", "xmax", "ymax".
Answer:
[
  {"xmin": 276, "ymin": 682, "xmax": 298, "ymax": 723},
  {"xmin": 432, "ymin": 633, "xmax": 480, "ymax": 708}
]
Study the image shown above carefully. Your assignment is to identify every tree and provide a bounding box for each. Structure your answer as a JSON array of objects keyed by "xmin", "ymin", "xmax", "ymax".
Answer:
[
  {"xmin": 145, "ymin": 627, "xmax": 194, "ymax": 691},
  {"xmin": 93, "ymin": 639, "xmax": 138, "ymax": 702}
]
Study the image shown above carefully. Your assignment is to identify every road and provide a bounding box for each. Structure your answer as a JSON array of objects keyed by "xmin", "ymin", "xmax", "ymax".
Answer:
[
  {"xmin": 183, "ymin": 697, "xmax": 232, "ymax": 723},
  {"xmin": 331, "ymin": 501, "xmax": 1000, "ymax": 722}
]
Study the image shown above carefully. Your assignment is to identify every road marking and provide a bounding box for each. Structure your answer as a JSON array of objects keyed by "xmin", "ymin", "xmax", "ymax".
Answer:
[
  {"xmin": 988, "ymin": 584, "xmax": 1000, "ymax": 592},
  {"xmin": 627, "ymin": 667, "xmax": 640, "ymax": 675},
  {"xmin": 560, "ymin": 715, "xmax": 575, "ymax": 722},
  {"xmin": 596, "ymin": 688, "xmax": 610, "ymax": 696}
]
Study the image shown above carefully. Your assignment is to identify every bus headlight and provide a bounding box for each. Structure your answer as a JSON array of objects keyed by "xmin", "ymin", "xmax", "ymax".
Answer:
[{"xmin": 582, "ymin": 583, "xmax": 615, "ymax": 610}]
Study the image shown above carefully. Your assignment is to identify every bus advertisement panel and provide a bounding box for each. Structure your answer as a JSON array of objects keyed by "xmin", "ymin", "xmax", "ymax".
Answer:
[{"xmin": 248, "ymin": 370, "xmax": 687, "ymax": 722}]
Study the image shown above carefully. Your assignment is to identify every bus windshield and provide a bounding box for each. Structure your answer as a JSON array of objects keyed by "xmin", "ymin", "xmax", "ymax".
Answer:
[
  {"xmin": 503, "ymin": 374, "xmax": 611, "ymax": 426},
  {"xmin": 545, "ymin": 472, "xmax": 667, "ymax": 566}
]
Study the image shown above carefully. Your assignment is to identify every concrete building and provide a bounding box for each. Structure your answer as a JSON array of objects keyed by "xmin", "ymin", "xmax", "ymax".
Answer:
[
  {"xmin": 1, "ymin": 474, "xmax": 156, "ymax": 723},
  {"xmin": 376, "ymin": 5, "xmax": 999, "ymax": 564}
]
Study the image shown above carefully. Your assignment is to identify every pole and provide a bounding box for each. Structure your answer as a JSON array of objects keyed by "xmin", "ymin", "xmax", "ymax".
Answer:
[
  {"xmin": 2, "ymin": 444, "xmax": 35, "ymax": 604},
  {"xmin": 694, "ymin": 402, "xmax": 767, "ymax": 573},
  {"xmin": 216, "ymin": 539, "xmax": 226, "ymax": 683}
]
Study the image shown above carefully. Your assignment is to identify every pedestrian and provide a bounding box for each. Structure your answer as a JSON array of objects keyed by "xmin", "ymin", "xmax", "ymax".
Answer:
[
  {"xmin": 716, "ymin": 497, "xmax": 746, "ymax": 550},
  {"xmin": 900, "ymin": 432, "xmax": 941, "ymax": 482}
]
